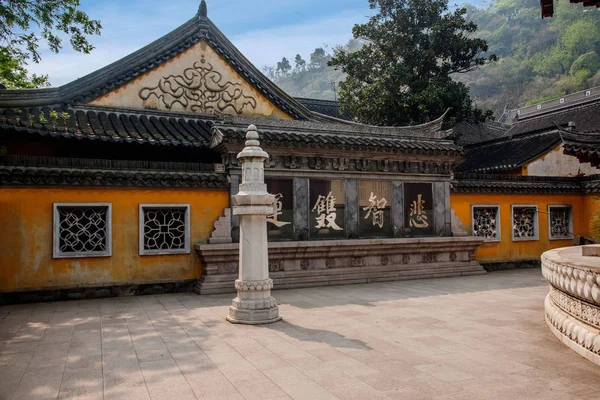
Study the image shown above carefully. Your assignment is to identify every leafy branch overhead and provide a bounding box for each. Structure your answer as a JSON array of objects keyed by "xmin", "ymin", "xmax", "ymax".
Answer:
[
  {"xmin": 0, "ymin": 0, "xmax": 102, "ymax": 88},
  {"xmin": 329, "ymin": 0, "xmax": 496, "ymax": 126}
]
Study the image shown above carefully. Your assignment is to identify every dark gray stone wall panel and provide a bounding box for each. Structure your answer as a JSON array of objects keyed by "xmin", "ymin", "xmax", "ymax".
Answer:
[
  {"xmin": 444, "ymin": 182, "xmax": 452, "ymax": 236},
  {"xmin": 433, "ymin": 182, "xmax": 446, "ymax": 236},
  {"xmin": 293, "ymin": 178, "xmax": 309, "ymax": 240},
  {"xmin": 391, "ymin": 181, "xmax": 404, "ymax": 237},
  {"xmin": 345, "ymin": 179, "xmax": 359, "ymax": 239}
]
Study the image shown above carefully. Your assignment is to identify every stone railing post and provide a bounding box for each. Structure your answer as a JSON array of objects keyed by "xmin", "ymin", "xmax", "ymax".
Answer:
[{"xmin": 226, "ymin": 124, "xmax": 281, "ymax": 324}]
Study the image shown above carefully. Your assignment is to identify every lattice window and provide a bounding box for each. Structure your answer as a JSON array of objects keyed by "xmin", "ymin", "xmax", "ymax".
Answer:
[
  {"xmin": 139, "ymin": 204, "xmax": 190, "ymax": 255},
  {"xmin": 53, "ymin": 203, "xmax": 112, "ymax": 258},
  {"xmin": 471, "ymin": 205, "xmax": 500, "ymax": 241},
  {"xmin": 512, "ymin": 205, "xmax": 538, "ymax": 241},
  {"xmin": 548, "ymin": 206, "xmax": 573, "ymax": 240}
]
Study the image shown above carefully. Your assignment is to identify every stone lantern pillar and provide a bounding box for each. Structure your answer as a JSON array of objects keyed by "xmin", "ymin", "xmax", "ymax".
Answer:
[{"xmin": 227, "ymin": 124, "xmax": 281, "ymax": 324}]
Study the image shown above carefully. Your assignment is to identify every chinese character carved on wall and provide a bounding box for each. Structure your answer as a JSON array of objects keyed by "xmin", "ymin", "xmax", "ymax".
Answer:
[
  {"xmin": 266, "ymin": 193, "xmax": 291, "ymax": 228},
  {"xmin": 312, "ymin": 191, "xmax": 342, "ymax": 230},
  {"xmin": 409, "ymin": 193, "xmax": 429, "ymax": 228},
  {"xmin": 363, "ymin": 192, "xmax": 387, "ymax": 228}
]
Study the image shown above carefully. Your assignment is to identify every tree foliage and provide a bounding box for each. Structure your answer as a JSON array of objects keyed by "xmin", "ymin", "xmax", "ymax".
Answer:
[
  {"xmin": 0, "ymin": 0, "xmax": 102, "ymax": 88},
  {"xmin": 309, "ymin": 48, "xmax": 331, "ymax": 70},
  {"xmin": 276, "ymin": 57, "xmax": 291, "ymax": 75},
  {"xmin": 329, "ymin": 0, "xmax": 495, "ymax": 126},
  {"xmin": 461, "ymin": 0, "xmax": 600, "ymax": 114},
  {"xmin": 0, "ymin": 48, "xmax": 48, "ymax": 88},
  {"xmin": 265, "ymin": 0, "xmax": 600, "ymax": 116},
  {"xmin": 294, "ymin": 54, "xmax": 306, "ymax": 71}
]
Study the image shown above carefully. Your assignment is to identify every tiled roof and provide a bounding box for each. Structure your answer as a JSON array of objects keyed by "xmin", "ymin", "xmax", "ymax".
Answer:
[
  {"xmin": 0, "ymin": 165, "xmax": 227, "ymax": 188},
  {"xmin": 453, "ymin": 120, "xmax": 510, "ymax": 146},
  {"xmin": 561, "ymin": 129, "xmax": 600, "ymax": 168},
  {"xmin": 459, "ymin": 93, "xmax": 600, "ymax": 172},
  {"xmin": 295, "ymin": 98, "xmax": 353, "ymax": 121},
  {"xmin": 0, "ymin": 104, "xmax": 455, "ymax": 153},
  {"xmin": 457, "ymin": 131, "xmax": 561, "ymax": 173},
  {"xmin": 0, "ymin": 106, "xmax": 217, "ymax": 147},
  {"xmin": 212, "ymin": 121, "xmax": 461, "ymax": 156},
  {"xmin": 0, "ymin": 155, "xmax": 227, "ymax": 188},
  {"xmin": 452, "ymin": 173, "xmax": 593, "ymax": 194},
  {"xmin": 506, "ymin": 101, "xmax": 600, "ymax": 136}
]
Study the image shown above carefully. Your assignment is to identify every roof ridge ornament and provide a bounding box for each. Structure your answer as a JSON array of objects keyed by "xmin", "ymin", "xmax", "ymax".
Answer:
[{"xmin": 199, "ymin": 0, "xmax": 207, "ymax": 17}]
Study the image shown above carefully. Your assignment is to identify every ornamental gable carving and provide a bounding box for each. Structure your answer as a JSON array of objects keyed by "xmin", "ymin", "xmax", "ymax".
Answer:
[
  {"xmin": 139, "ymin": 57, "xmax": 257, "ymax": 115},
  {"xmin": 89, "ymin": 41, "xmax": 291, "ymax": 119}
]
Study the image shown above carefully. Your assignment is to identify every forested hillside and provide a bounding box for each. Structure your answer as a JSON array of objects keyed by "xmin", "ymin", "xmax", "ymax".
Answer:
[{"xmin": 266, "ymin": 0, "xmax": 600, "ymax": 117}]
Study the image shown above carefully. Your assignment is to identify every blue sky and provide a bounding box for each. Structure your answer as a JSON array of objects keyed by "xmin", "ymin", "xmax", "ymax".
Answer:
[{"xmin": 28, "ymin": 0, "xmax": 374, "ymax": 86}]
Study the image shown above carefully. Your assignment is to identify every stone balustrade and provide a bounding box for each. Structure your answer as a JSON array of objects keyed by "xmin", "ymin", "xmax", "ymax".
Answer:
[{"xmin": 542, "ymin": 245, "xmax": 600, "ymax": 366}]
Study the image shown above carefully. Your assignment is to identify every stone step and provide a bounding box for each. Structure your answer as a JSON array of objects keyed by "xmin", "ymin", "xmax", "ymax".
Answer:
[{"xmin": 196, "ymin": 262, "xmax": 486, "ymax": 294}]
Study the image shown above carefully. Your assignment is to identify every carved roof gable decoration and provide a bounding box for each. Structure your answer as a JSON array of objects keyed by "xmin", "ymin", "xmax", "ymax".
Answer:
[
  {"xmin": 139, "ymin": 56, "xmax": 257, "ymax": 115},
  {"xmin": 0, "ymin": 0, "xmax": 314, "ymax": 120}
]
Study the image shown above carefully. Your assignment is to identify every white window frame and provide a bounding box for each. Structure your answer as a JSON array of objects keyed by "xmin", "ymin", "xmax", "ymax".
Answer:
[
  {"xmin": 511, "ymin": 204, "xmax": 539, "ymax": 241},
  {"xmin": 548, "ymin": 205, "xmax": 573, "ymax": 240},
  {"xmin": 53, "ymin": 202, "xmax": 112, "ymax": 258},
  {"xmin": 471, "ymin": 204, "xmax": 501, "ymax": 242},
  {"xmin": 139, "ymin": 204, "xmax": 191, "ymax": 255}
]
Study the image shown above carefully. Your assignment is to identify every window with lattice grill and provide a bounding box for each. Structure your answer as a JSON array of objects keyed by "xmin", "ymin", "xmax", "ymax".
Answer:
[
  {"xmin": 53, "ymin": 203, "xmax": 112, "ymax": 258},
  {"xmin": 139, "ymin": 204, "xmax": 190, "ymax": 255},
  {"xmin": 471, "ymin": 205, "xmax": 500, "ymax": 241},
  {"xmin": 511, "ymin": 205, "xmax": 539, "ymax": 241},
  {"xmin": 548, "ymin": 205, "xmax": 573, "ymax": 240}
]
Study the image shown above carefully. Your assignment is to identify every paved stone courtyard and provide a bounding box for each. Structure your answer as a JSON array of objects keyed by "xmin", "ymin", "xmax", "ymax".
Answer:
[{"xmin": 1, "ymin": 269, "xmax": 599, "ymax": 400}]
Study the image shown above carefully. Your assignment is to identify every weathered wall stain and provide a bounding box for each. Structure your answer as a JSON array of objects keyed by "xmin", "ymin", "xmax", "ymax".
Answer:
[{"xmin": 525, "ymin": 144, "xmax": 600, "ymax": 177}]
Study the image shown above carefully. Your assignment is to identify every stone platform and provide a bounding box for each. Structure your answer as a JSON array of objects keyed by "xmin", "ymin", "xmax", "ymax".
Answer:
[
  {"xmin": 195, "ymin": 237, "xmax": 485, "ymax": 294},
  {"xmin": 542, "ymin": 245, "xmax": 600, "ymax": 366}
]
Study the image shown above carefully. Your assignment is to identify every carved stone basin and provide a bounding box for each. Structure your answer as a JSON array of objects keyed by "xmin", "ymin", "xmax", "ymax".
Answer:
[{"xmin": 542, "ymin": 246, "xmax": 600, "ymax": 366}]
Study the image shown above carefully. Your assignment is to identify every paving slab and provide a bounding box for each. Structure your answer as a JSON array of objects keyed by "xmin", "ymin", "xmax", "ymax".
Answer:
[{"xmin": 1, "ymin": 269, "xmax": 599, "ymax": 400}]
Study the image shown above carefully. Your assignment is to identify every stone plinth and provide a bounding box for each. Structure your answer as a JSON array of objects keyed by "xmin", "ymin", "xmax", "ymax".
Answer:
[
  {"xmin": 542, "ymin": 246, "xmax": 600, "ymax": 366},
  {"xmin": 195, "ymin": 236, "xmax": 486, "ymax": 294}
]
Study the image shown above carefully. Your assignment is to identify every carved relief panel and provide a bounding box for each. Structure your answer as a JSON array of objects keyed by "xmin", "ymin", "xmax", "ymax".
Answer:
[
  {"xmin": 139, "ymin": 56, "xmax": 257, "ymax": 115},
  {"xmin": 89, "ymin": 41, "xmax": 291, "ymax": 119}
]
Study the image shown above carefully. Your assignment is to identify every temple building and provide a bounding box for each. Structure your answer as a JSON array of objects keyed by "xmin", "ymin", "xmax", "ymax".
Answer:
[{"xmin": 0, "ymin": 1, "xmax": 598, "ymax": 301}]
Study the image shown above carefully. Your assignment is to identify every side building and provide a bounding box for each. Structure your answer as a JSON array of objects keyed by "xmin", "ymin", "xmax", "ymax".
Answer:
[{"xmin": 452, "ymin": 88, "xmax": 600, "ymax": 268}]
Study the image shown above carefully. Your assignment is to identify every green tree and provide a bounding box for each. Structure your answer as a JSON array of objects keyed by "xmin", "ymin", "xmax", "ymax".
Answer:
[
  {"xmin": 330, "ymin": 0, "xmax": 496, "ymax": 125},
  {"xmin": 0, "ymin": 48, "xmax": 48, "ymax": 88},
  {"xmin": 276, "ymin": 57, "xmax": 291, "ymax": 75},
  {"xmin": 0, "ymin": 0, "xmax": 102, "ymax": 88},
  {"xmin": 294, "ymin": 54, "xmax": 306, "ymax": 72},
  {"xmin": 309, "ymin": 48, "xmax": 330, "ymax": 70}
]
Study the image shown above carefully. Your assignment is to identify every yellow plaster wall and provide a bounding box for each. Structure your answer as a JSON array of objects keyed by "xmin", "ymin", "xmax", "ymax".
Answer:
[
  {"xmin": 582, "ymin": 194, "xmax": 600, "ymax": 238},
  {"xmin": 89, "ymin": 40, "xmax": 292, "ymax": 120},
  {"xmin": 451, "ymin": 193, "xmax": 584, "ymax": 263},
  {"xmin": 524, "ymin": 144, "xmax": 600, "ymax": 177},
  {"xmin": 0, "ymin": 188, "xmax": 228, "ymax": 292}
]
